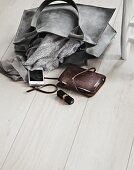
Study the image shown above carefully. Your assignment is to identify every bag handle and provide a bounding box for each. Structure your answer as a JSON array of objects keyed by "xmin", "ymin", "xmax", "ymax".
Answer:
[
  {"xmin": 31, "ymin": 0, "xmax": 84, "ymax": 40},
  {"xmin": 72, "ymin": 68, "xmax": 97, "ymax": 94}
]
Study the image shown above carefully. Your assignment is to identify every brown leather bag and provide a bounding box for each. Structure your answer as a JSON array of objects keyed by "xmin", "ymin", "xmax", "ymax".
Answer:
[{"xmin": 57, "ymin": 64, "xmax": 106, "ymax": 97}]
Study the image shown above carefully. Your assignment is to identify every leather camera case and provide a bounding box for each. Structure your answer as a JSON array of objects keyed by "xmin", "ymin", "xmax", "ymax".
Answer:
[{"xmin": 57, "ymin": 64, "xmax": 106, "ymax": 97}]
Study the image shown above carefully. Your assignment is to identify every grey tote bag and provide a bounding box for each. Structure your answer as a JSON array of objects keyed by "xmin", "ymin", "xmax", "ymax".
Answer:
[{"xmin": 14, "ymin": 0, "xmax": 116, "ymax": 57}]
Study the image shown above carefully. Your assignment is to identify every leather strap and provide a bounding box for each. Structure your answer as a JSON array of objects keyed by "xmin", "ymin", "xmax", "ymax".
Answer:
[
  {"xmin": 72, "ymin": 68, "xmax": 96, "ymax": 93},
  {"xmin": 31, "ymin": 0, "xmax": 84, "ymax": 40},
  {"xmin": 26, "ymin": 84, "xmax": 58, "ymax": 94}
]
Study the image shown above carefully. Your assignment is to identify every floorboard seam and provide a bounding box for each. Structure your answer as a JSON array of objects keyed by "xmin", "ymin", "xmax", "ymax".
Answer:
[
  {"xmin": 63, "ymin": 98, "xmax": 89, "ymax": 170},
  {"xmin": 0, "ymin": 37, "xmax": 14, "ymax": 61},
  {"xmin": 126, "ymin": 136, "xmax": 134, "ymax": 170},
  {"xmin": 0, "ymin": 92, "xmax": 37, "ymax": 170}
]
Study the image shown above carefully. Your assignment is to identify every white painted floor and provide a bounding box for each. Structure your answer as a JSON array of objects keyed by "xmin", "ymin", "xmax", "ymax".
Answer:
[{"xmin": 0, "ymin": 0, "xmax": 134, "ymax": 170}]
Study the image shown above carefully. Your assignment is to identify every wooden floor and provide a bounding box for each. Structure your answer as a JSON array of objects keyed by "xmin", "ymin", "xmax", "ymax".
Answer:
[{"xmin": 0, "ymin": 0, "xmax": 134, "ymax": 169}]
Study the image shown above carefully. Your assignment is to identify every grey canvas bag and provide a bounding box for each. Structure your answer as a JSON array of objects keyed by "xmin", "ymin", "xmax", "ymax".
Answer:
[
  {"xmin": 14, "ymin": 0, "xmax": 116, "ymax": 57},
  {"xmin": 0, "ymin": 0, "xmax": 117, "ymax": 81}
]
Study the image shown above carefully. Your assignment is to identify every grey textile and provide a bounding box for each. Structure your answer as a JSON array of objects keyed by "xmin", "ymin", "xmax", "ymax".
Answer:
[
  {"xmin": 14, "ymin": 0, "xmax": 116, "ymax": 53},
  {"xmin": 0, "ymin": 0, "xmax": 117, "ymax": 81},
  {"xmin": 86, "ymin": 24, "xmax": 116, "ymax": 57},
  {"xmin": 24, "ymin": 33, "xmax": 83, "ymax": 71},
  {"xmin": 0, "ymin": 55, "xmax": 27, "ymax": 81},
  {"xmin": 13, "ymin": 0, "xmax": 116, "ymax": 66},
  {"xmin": 0, "ymin": 33, "xmax": 82, "ymax": 81}
]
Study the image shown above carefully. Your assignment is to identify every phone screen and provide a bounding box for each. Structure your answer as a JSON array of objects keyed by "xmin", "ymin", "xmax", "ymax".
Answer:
[{"xmin": 29, "ymin": 70, "xmax": 43, "ymax": 81}]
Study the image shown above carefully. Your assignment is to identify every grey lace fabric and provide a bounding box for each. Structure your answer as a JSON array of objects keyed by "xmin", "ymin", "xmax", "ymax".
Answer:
[
  {"xmin": 24, "ymin": 33, "xmax": 82, "ymax": 71},
  {"xmin": 0, "ymin": 33, "xmax": 82, "ymax": 81}
]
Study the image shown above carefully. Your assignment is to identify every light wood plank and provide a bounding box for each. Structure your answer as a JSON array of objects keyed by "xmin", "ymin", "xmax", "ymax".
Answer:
[
  {"xmin": 1, "ymin": 79, "xmax": 89, "ymax": 170},
  {"xmin": 0, "ymin": 0, "xmax": 46, "ymax": 167},
  {"xmin": 0, "ymin": 0, "xmax": 37, "ymax": 166},
  {"xmin": 0, "ymin": 77, "xmax": 36, "ymax": 168},
  {"xmin": 0, "ymin": 43, "xmax": 37, "ymax": 168},
  {"xmin": 0, "ymin": 0, "xmax": 11, "ymax": 16},
  {"xmin": 127, "ymin": 136, "xmax": 134, "ymax": 170}
]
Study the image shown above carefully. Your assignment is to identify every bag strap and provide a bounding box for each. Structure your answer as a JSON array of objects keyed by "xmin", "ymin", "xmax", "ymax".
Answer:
[
  {"xmin": 72, "ymin": 68, "xmax": 96, "ymax": 94},
  {"xmin": 26, "ymin": 84, "xmax": 58, "ymax": 94},
  {"xmin": 31, "ymin": 0, "xmax": 84, "ymax": 40}
]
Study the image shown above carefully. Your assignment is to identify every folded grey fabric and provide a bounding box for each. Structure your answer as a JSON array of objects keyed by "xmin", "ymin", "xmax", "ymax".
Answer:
[
  {"xmin": 86, "ymin": 24, "xmax": 116, "ymax": 57},
  {"xmin": 24, "ymin": 33, "xmax": 82, "ymax": 71},
  {"xmin": 0, "ymin": 55, "xmax": 27, "ymax": 81},
  {"xmin": 0, "ymin": 33, "xmax": 82, "ymax": 81}
]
